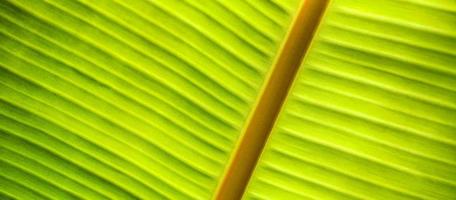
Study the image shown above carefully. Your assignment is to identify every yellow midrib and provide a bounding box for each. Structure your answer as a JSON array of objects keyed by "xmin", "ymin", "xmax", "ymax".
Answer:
[{"xmin": 213, "ymin": 0, "xmax": 330, "ymax": 199}]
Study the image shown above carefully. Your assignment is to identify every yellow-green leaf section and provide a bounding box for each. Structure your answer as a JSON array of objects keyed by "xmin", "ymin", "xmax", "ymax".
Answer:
[
  {"xmin": 245, "ymin": 0, "xmax": 456, "ymax": 199},
  {"xmin": 0, "ymin": 0, "xmax": 301, "ymax": 199}
]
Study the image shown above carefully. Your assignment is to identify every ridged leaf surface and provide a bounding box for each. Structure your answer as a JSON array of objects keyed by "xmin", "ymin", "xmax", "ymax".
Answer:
[
  {"xmin": 0, "ymin": 0, "xmax": 300, "ymax": 199},
  {"xmin": 245, "ymin": 0, "xmax": 456, "ymax": 199}
]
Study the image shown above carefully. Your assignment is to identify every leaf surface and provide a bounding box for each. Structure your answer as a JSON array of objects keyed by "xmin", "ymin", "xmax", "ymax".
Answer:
[
  {"xmin": 245, "ymin": 0, "xmax": 456, "ymax": 199},
  {"xmin": 0, "ymin": 0, "xmax": 300, "ymax": 199}
]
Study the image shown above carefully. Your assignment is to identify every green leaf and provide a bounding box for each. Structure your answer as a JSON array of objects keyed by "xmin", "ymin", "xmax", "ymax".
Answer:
[
  {"xmin": 0, "ymin": 0, "xmax": 300, "ymax": 199},
  {"xmin": 2, "ymin": 0, "xmax": 456, "ymax": 199},
  {"xmin": 245, "ymin": 0, "xmax": 456, "ymax": 199}
]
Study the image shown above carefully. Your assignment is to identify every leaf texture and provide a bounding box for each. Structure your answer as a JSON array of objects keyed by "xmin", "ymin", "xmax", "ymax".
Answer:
[
  {"xmin": 244, "ymin": 0, "xmax": 456, "ymax": 199},
  {"xmin": 0, "ymin": 0, "xmax": 300, "ymax": 199}
]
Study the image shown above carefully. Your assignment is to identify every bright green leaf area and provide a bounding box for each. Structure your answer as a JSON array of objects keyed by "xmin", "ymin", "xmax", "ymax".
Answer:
[
  {"xmin": 245, "ymin": 0, "xmax": 456, "ymax": 199},
  {"xmin": 0, "ymin": 0, "xmax": 300, "ymax": 199}
]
